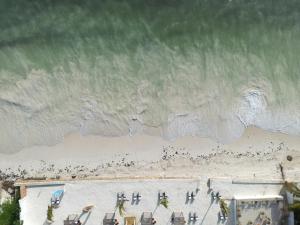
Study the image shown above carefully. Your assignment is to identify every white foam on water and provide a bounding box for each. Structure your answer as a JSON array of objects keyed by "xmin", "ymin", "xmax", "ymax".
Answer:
[{"xmin": 0, "ymin": 69, "xmax": 299, "ymax": 154}]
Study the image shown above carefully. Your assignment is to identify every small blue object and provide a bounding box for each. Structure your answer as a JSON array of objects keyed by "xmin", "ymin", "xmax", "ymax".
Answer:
[
  {"xmin": 52, "ymin": 190, "xmax": 64, "ymax": 198},
  {"xmin": 51, "ymin": 190, "xmax": 64, "ymax": 207}
]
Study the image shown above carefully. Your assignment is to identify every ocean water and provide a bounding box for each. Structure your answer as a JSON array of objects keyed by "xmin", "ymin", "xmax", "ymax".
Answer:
[{"xmin": 0, "ymin": 0, "xmax": 300, "ymax": 153}]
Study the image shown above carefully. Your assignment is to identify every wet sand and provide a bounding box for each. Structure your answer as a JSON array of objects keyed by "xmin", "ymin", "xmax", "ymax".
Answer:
[{"xmin": 0, "ymin": 126, "xmax": 299, "ymax": 181}]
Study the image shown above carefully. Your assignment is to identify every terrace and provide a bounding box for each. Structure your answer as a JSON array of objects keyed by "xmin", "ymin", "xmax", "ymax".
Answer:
[{"xmin": 17, "ymin": 177, "xmax": 286, "ymax": 225}]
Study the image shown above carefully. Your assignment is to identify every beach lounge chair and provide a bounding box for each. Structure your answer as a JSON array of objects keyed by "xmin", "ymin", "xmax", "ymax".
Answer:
[
  {"xmin": 141, "ymin": 212, "xmax": 156, "ymax": 225},
  {"xmin": 211, "ymin": 191, "xmax": 217, "ymax": 200},
  {"xmin": 171, "ymin": 212, "xmax": 186, "ymax": 225},
  {"xmin": 117, "ymin": 192, "xmax": 128, "ymax": 202},
  {"xmin": 51, "ymin": 189, "xmax": 64, "ymax": 207},
  {"xmin": 103, "ymin": 213, "xmax": 119, "ymax": 225},
  {"xmin": 187, "ymin": 191, "xmax": 195, "ymax": 201},
  {"xmin": 188, "ymin": 213, "xmax": 198, "ymax": 222},
  {"xmin": 64, "ymin": 214, "xmax": 80, "ymax": 225},
  {"xmin": 211, "ymin": 191, "xmax": 221, "ymax": 200},
  {"xmin": 125, "ymin": 216, "xmax": 136, "ymax": 225},
  {"xmin": 218, "ymin": 212, "xmax": 224, "ymax": 221},
  {"xmin": 159, "ymin": 192, "xmax": 168, "ymax": 200},
  {"xmin": 132, "ymin": 192, "xmax": 141, "ymax": 202},
  {"xmin": 218, "ymin": 211, "xmax": 228, "ymax": 221}
]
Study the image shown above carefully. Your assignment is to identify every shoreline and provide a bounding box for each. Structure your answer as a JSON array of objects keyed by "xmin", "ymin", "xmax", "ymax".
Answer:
[{"xmin": 0, "ymin": 126, "xmax": 300, "ymax": 181}]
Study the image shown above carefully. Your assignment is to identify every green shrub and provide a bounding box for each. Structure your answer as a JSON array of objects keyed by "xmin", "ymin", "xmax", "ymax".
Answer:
[
  {"xmin": 0, "ymin": 190, "xmax": 22, "ymax": 225},
  {"xmin": 47, "ymin": 205, "xmax": 53, "ymax": 221}
]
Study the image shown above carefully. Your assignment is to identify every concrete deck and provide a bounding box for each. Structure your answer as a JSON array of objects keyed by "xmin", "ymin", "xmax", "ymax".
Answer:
[{"xmin": 19, "ymin": 177, "xmax": 285, "ymax": 225}]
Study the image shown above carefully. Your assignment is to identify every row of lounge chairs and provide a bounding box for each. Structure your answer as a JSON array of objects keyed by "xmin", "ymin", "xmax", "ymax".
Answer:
[
  {"xmin": 117, "ymin": 191, "xmax": 198, "ymax": 203},
  {"xmin": 117, "ymin": 192, "xmax": 142, "ymax": 203},
  {"xmin": 104, "ymin": 212, "xmax": 187, "ymax": 225},
  {"xmin": 52, "ymin": 189, "xmax": 225, "ymax": 224}
]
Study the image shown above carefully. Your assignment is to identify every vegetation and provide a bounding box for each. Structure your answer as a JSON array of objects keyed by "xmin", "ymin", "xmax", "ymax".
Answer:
[
  {"xmin": 284, "ymin": 182, "xmax": 300, "ymax": 197},
  {"xmin": 289, "ymin": 202, "xmax": 300, "ymax": 211},
  {"xmin": 219, "ymin": 199, "xmax": 230, "ymax": 217},
  {"xmin": 284, "ymin": 182, "xmax": 300, "ymax": 224},
  {"xmin": 288, "ymin": 202, "xmax": 300, "ymax": 224},
  {"xmin": 159, "ymin": 198, "xmax": 169, "ymax": 209},
  {"xmin": 46, "ymin": 205, "xmax": 53, "ymax": 222},
  {"xmin": 0, "ymin": 190, "xmax": 22, "ymax": 225},
  {"xmin": 296, "ymin": 211, "xmax": 300, "ymax": 225},
  {"xmin": 117, "ymin": 201, "xmax": 126, "ymax": 217}
]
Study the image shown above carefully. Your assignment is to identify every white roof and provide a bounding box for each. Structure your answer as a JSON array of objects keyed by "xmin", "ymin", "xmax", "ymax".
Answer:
[{"xmin": 234, "ymin": 195, "xmax": 283, "ymax": 201}]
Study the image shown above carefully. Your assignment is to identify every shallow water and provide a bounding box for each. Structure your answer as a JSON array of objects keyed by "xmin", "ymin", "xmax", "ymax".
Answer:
[{"xmin": 0, "ymin": 0, "xmax": 300, "ymax": 153}]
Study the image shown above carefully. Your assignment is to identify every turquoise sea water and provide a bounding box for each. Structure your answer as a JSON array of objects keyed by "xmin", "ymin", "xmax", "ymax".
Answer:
[{"xmin": 0, "ymin": 0, "xmax": 300, "ymax": 153}]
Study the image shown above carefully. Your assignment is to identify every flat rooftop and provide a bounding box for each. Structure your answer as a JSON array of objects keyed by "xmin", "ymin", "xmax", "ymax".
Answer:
[{"xmin": 235, "ymin": 198, "xmax": 283, "ymax": 225}]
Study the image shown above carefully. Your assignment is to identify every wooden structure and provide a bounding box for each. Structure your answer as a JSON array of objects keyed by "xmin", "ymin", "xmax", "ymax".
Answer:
[
  {"xmin": 171, "ymin": 212, "xmax": 186, "ymax": 225},
  {"xmin": 124, "ymin": 216, "xmax": 136, "ymax": 225},
  {"xmin": 64, "ymin": 214, "xmax": 80, "ymax": 225},
  {"xmin": 141, "ymin": 212, "xmax": 154, "ymax": 225},
  {"xmin": 103, "ymin": 213, "xmax": 118, "ymax": 225}
]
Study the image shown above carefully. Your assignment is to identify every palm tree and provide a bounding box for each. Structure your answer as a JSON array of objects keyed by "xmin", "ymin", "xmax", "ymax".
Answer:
[
  {"xmin": 117, "ymin": 201, "xmax": 126, "ymax": 216},
  {"xmin": 289, "ymin": 202, "xmax": 300, "ymax": 211},
  {"xmin": 159, "ymin": 198, "xmax": 169, "ymax": 208},
  {"xmin": 283, "ymin": 182, "xmax": 300, "ymax": 224},
  {"xmin": 219, "ymin": 199, "xmax": 230, "ymax": 217},
  {"xmin": 47, "ymin": 205, "xmax": 53, "ymax": 222},
  {"xmin": 284, "ymin": 182, "xmax": 300, "ymax": 197}
]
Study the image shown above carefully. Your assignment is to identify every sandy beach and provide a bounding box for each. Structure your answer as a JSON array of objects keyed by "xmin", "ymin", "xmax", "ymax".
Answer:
[{"xmin": 0, "ymin": 126, "xmax": 299, "ymax": 181}]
